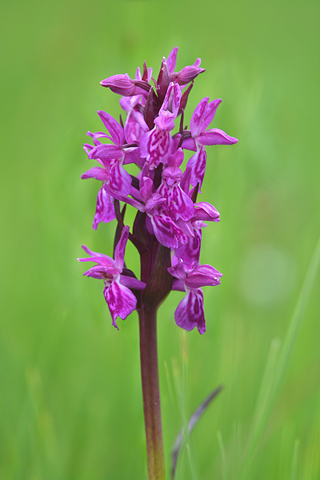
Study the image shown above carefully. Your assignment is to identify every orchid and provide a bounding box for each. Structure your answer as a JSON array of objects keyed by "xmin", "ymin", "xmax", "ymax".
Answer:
[
  {"xmin": 78, "ymin": 226, "xmax": 145, "ymax": 328},
  {"xmin": 169, "ymin": 260, "xmax": 223, "ymax": 334},
  {"xmin": 183, "ymin": 97, "xmax": 238, "ymax": 187},
  {"xmin": 139, "ymin": 83, "xmax": 181, "ymax": 169},
  {"xmin": 79, "ymin": 47, "xmax": 237, "ymax": 480},
  {"xmin": 91, "ymin": 184, "xmax": 115, "ymax": 230},
  {"xmin": 82, "ymin": 110, "xmax": 138, "ymax": 196}
]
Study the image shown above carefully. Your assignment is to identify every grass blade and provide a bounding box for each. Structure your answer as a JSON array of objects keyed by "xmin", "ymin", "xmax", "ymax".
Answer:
[
  {"xmin": 239, "ymin": 236, "xmax": 320, "ymax": 479},
  {"xmin": 217, "ymin": 431, "xmax": 227, "ymax": 480},
  {"xmin": 290, "ymin": 439, "xmax": 300, "ymax": 480},
  {"xmin": 171, "ymin": 385, "xmax": 223, "ymax": 480}
]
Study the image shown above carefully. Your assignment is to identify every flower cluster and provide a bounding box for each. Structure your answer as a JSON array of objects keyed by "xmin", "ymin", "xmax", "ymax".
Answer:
[{"xmin": 79, "ymin": 47, "xmax": 237, "ymax": 333}]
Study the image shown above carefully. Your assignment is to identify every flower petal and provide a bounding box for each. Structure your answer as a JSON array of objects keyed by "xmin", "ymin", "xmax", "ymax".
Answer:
[
  {"xmin": 140, "ymin": 128, "xmax": 173, "ymax": 169},
  {"xmin": 124, "ymin": 109, "xmax": 148, "ymax": 144},
  {"xmin": 100, "ymin": 73, "xmax": 147, "ymax": 97},
  {"xmin": 168, "ymin": 148, "xmax": 184, "ymax": 168},
  {"xmin": 154, "ymin": 112, "xmax": 176, "ymax": 131},
  {"xmin": 168, "ymin": 259, "xmax": 186, "ymax": 280},
  {"xmin": 198, "ymin": 129, "xmax": 238, "ymax": 146},
  {"xmin": 173, "ymin": 65, "xmax": 205, "ymax": 86},
  {"xmin": 185, "ymin": 264, "xmax": 223, "ymax": 289},
  {"xmin": 190, "ymin": 97, "xmax": 209, "ymax": 137},
  {"xmin": 88, "ymin": 144, "xmax": 124, "ymax": 162},
  {"xmin": 140, "ymin": 176, "xmax": 155, "ymax": 203},
  {"xmin": 97, "ymin": 110, "xmax": 125, "ymax": 146},
  {"xmin": 78, "ymin": 255, "xmax": 115, "ymax": 269},
  {"xmin": 123, "ymin": 147, "xmax": 145, "ymax": 168},
  {"xmin": 171, "ymin": 278, "xmax": 185, "ymax": 292},
  {"xmin": 93, "ymin": 186, "xmax": 116, "ymax": 230},
  {"xmin": 114, "ymin": 226, "xmax": 130, "ymax": 271},
  {"xmin": 186, "ymin": 147, "xmax": 207, "ymax": 187},
  {"xmin": 160, "ymin": 82, "xmax": 181, "ymax": 118},
  {"xmin": 158, "ymin": 179, "xmax": 195, "ymax": 222},
  {"xmin": 167, "ymin": 47, "xmax": 178, "ymax": 73},
  {"xmin": 87, "ymin": 131, "xmax": 113, "ymax": 142},
  {"xmin": 202, "ymin": 99, "xmax": 222, "ymax": 131},
  {"xmin": 175, "ymin": 289, "xmax": 206, "ymax": 334},
  {"xmin": 81, "ymin": 167, "xmax": 109, "ymax": 182},
  {"xmin": 109, "ymin": 161, "xmax": 132, "ymax": 196},
  {"xmin": 175, "ymin": 225, "xmax": 202, "ymax": 264},
  {"xmin": 79, "ymin": 245, "xmax": 114, "ymax": 263},
  {"xmin": 104, "ymin": 280, "xmax": 137, "ymax": 329},
  {"xmin": 82, "ymin": 264, "xmax": 117, "ymax": 279},
  {"xmin": 120, "ymin": 275, "xmax": 146, "ymax": 290},
  {"xmin": 151, "ymin": 212, "xmax": 188, "ymax": 249},
  {"xmin": 181, "ymin": 136, "xmax": 196, "ymax": 151},
  {"xmin": 194, "ymin": 202, "xmax": 220, "ymax": 222}
]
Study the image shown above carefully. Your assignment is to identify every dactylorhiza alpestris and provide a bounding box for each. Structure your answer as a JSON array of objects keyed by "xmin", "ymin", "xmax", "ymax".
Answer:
[
  {"xmin": 79, "ymin": 47, "xmax": 237, "ymax": 333},
  {"xmin": 78, "ymin": 47, "xmax": 238, "ymax": 480}
]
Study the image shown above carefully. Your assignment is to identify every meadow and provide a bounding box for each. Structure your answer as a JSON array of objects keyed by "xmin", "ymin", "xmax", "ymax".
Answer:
[{"xmin": 1, "ymin": 1, "xmax": 319, "ymax": 479}]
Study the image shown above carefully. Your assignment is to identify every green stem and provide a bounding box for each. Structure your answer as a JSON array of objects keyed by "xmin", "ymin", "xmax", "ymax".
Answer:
[{"xmin": 139, "ymin": 305, "xmax": 166, "ymax": 480}]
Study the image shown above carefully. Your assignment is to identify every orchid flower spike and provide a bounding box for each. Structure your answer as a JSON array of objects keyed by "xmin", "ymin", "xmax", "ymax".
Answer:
[{"xmin": 79, "ymin": 47, "xmax": 238, "ymax": 333}]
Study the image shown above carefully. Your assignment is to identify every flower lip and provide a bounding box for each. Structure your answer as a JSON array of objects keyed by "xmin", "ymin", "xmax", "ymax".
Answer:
[
  {"xmin": 154, "ymin": 112, "xmax": 175, "ymax": 131},
  {"xmin": 161, "ymin": 166, "xmax": 182, "ymax": 183}
]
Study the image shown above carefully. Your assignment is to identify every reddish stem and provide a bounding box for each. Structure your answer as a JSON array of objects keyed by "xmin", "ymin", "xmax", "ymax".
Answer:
[{"xmin": 138, "ymin": 305, "xmax": 166, "ymax": 480}]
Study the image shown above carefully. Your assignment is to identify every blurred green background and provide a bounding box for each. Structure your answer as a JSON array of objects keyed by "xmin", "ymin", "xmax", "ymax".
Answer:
[{"xmin": 1, "ymin": 1, "xmax": 319, "ymax": 479}]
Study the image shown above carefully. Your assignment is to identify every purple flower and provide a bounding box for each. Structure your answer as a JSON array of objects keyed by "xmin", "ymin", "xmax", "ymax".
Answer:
[
  {"xmin": 120, "ymin": 67, "xmax": 150, "ymax": 144},
  {"xmin": 92, "ymin": 184, "xmax": 116, "ymax": 230},
  {"xmin": 119, "ymin": 65, "xmax": 152, "ymax": 111},
  {"xmin": 169, "ymin": 261, "xmax": 223, "ymax": 334},
  {"xmin": 173, "ymin": 182, "xmax": 220, "ymax": 264},
  {"xmin": 82, "ymin": 110, "xmax": 138, "ymax": 196},
  {"xmin": 140, "ymin": 176, "xmax": 191, "ymax": 249},
  {"xmin": 124, "ymin": 108, "xmax": 149, "ymax": 145},
  {"xmin": 78, "ymin": 226, "xmax": 145, "ymax": 329},
  {"xmin": 183, "ymin": 98, "xmax": 238, "ymax": 187},
  {"xmin": 174, "ymin": 202, "xmax": 220, "ymax": 265},
  {"xmin": 80, "ymin": 48, "xmax": 238, "ymax": 333},
  {"xmin": 139, "ymin": 83, "xmax": 181, "ymax": 169},
  {"xmin": 79, "ymin": 51, "xmax": 239, "ymax": 480},
  {"xmin": 157, "ymin": 149, "xmax": 195, "ymax": 222},
  {"xmin": 100, "ymin": 73, "xmax": 150, "ymax": 97},
  {"xmin": 166, "ymin": 46, "xmax": 205, "ymax": 85},
  {"xmin": 172, "ymin": 62, "xmax": 205, "ymax": 86}
]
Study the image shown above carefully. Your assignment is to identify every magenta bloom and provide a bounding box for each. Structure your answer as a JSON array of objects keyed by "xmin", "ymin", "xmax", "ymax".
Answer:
[
  {"xmin": 82, "ymin": 110, "xmax": 135, "ymax": 196},
  {"xmin": 140, "ymin": 176, "xmax": 190, "ymax": 249},
  {"xmin": 139, "ymin": 83, "xmax": 181, "ymax": 169},
  {"xmin": 79, "ymin": 47, "xmax": 238, "ymax": 333},
  {"xmin": 100, "ymin": 73, "xmax": 150, "ymax": 97},
  {"xmin": 91, "ymin": 184, "xmax": 116, "ymax": 230},
  {"xmin": 183, "ymin": 97, "xmax": 238, "ymax": 187},
  {"xmin": 169, "ymin": 261, "xmax": 223, "ymax": 333},
  {"xmin": 78, "ymin": 226, "xmax": 145, "ymax": 329}
]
